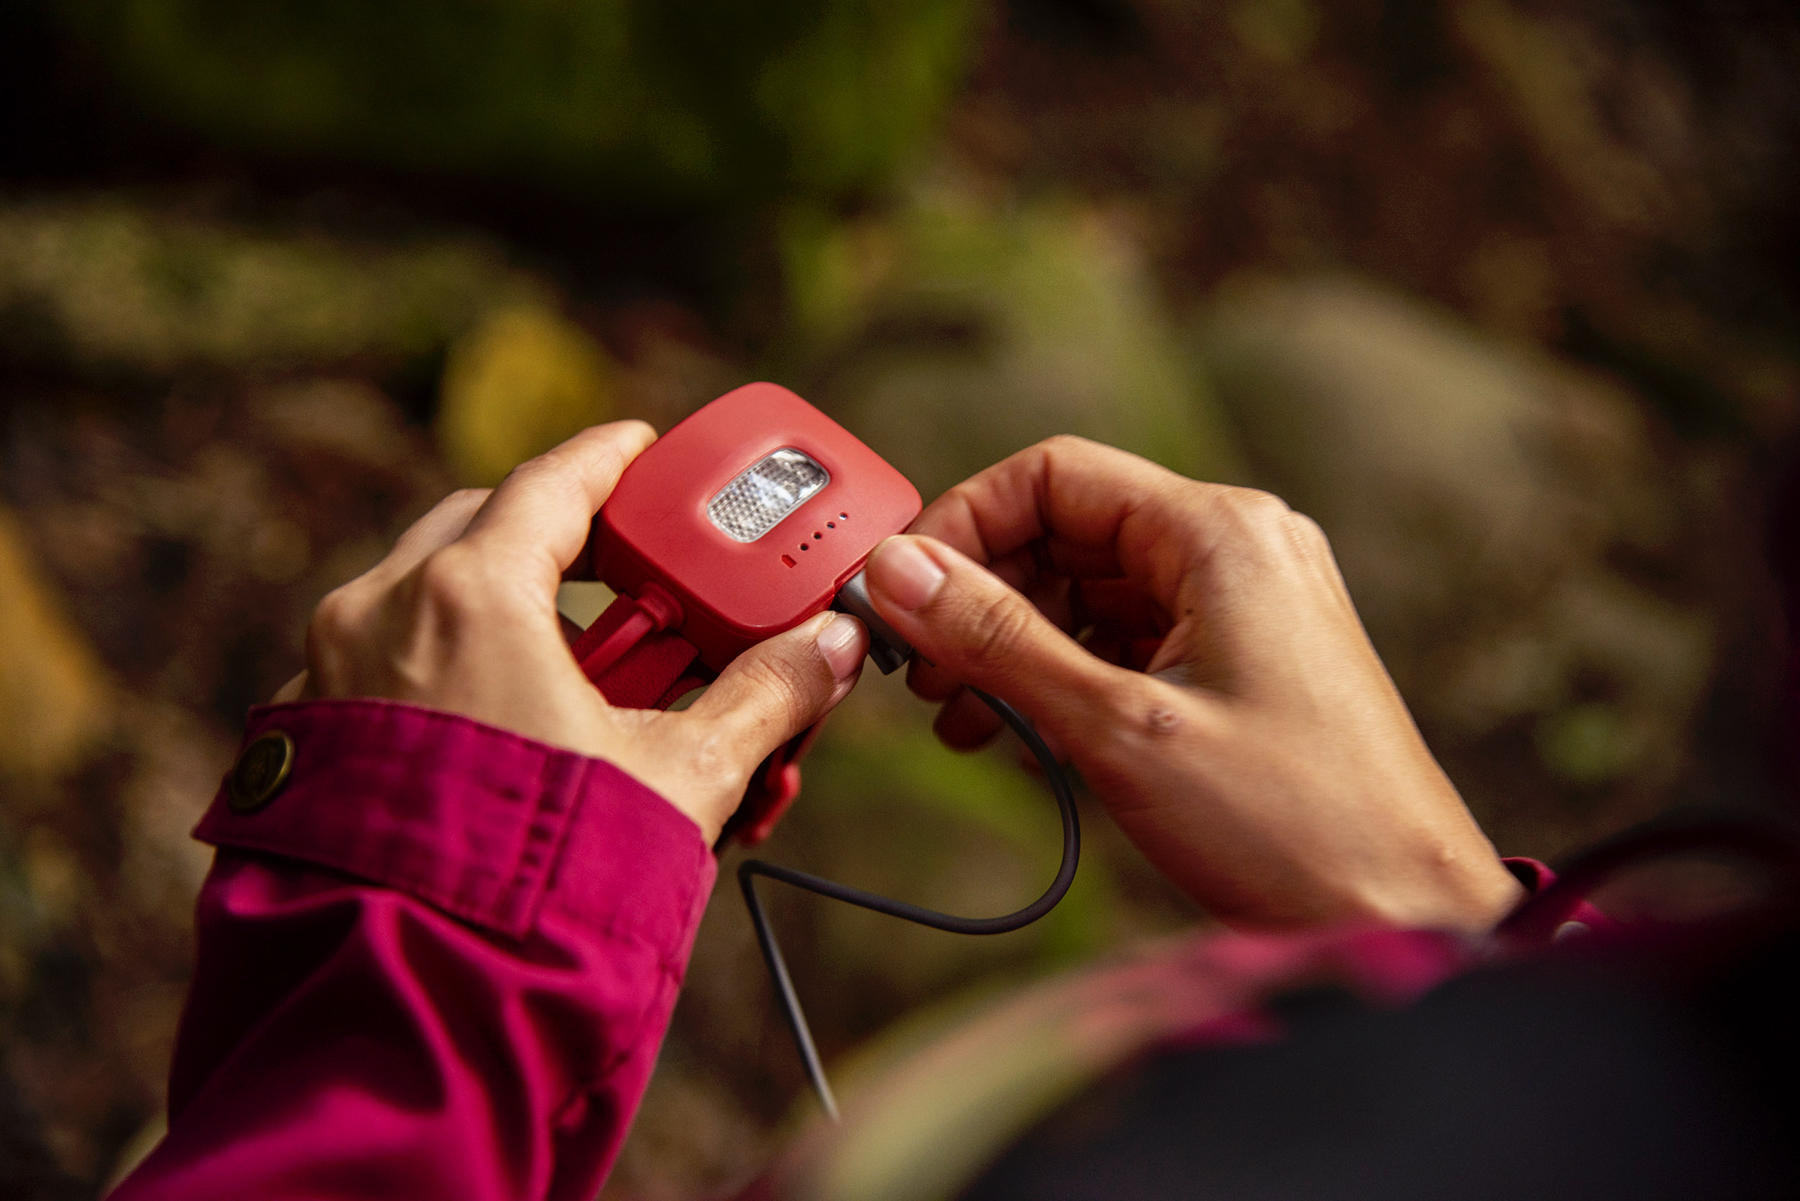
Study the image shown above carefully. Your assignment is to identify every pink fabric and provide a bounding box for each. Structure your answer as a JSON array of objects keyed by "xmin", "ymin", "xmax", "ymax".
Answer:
[
  {"xmin": 1501, "ymin": 855, "xmax": 1616, "ymax": 934},
  {"xmin": 111, "ymin": 699, "xmax": 715, "ymax": 1201},
  {"xmin": 108, "ymin": 697, "xmax": 1604, "ymax": 1201}
]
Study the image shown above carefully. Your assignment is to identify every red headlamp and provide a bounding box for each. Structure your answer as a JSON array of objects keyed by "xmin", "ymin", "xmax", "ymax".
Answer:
[
  {"xmin": 570, "ymin": 382, "xmax": 922, "ymax": 841},
  {"xmin": 573, "ymin": 387, "xmax": 1077, "ymax": 1122}
]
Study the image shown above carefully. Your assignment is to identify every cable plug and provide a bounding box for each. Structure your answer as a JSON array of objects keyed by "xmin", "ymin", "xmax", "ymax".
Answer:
[{"xmin": 833, "ymin": 568, "xmax": 912, "ymax": 675}]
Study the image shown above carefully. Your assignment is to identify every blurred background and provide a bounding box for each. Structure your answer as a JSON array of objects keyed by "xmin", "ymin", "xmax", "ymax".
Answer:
[{"xmin": 1, "ymin": 0, "xmax": 1798, "ymax": 1195}]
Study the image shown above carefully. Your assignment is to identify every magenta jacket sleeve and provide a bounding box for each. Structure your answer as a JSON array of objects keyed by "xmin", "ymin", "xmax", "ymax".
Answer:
[{"xmin": 111, "ymin": 699, "xmax": 717, "ymax": 1201}]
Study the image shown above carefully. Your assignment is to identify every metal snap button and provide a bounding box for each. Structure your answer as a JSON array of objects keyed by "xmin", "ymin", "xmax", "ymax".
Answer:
[{"xmin": 228, "ymin": 731, "xmax": 296, "ymax": 813}]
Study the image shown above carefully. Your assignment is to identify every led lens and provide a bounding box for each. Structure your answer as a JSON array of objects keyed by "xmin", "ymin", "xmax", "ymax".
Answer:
[{"xmin": 707, "ymin": 448, "xmax": 829, "ymax": 543}]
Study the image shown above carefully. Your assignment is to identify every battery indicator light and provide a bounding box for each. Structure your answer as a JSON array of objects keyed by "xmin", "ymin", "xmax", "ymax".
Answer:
[{"xmin": 706, "ymin": 448, "xmax": 829, "ymax": 543}]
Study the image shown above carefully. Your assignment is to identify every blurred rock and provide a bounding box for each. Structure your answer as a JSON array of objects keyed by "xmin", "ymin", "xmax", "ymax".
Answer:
[
  {"xmin": 787, "ymin": 174, "xmax": 1243, "ymax": 500},
  {"xmin": 0, "ymin": 508, "xmax": 110, "ymax": 780},
  {"xmin": 956, "ymin": 0, "xmax": 1800, "ymax": 441},
  {"xmin": 437, "ymin": 306, "xmax": 616, "ymax": 486},
  {"xmin": 1199, "ymin": 275, "xmax": 1731, "ymax": 851}
]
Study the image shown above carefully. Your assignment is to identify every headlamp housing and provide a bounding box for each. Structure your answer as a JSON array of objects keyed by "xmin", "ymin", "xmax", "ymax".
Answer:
[{"xmin": 594, "ymin": 382, "xmax": 922, "ymax": 673}]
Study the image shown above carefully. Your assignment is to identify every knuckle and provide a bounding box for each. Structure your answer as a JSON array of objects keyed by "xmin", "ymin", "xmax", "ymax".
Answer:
[
  {"xmin": 1029, "ymin": 433, "xmax": 1115, "ymax": 479},
  {"xmin": 1222, "ymin": 487, "xmax": 1294, "ymax": 528},
  {"xmin": 1283, "ymin": 510, "xmax": 1333, "ymax": 557},
  {"xmin": 1135, "ymin": 698, "xmax": 1185, "ymax": 738},
  {"xmin": 1097, "ymin": 677, "xmax": 1194, "ymax": 755},
  {"xmin": 518, "ymin": 432, "xmax": 615, "ymax": 489},
  {"xmin": 1285, "ymin": 509, "xmax": 1326, "ymax": 541},
  {"xmin": 418, "ymin": 546, "xmax": 473, "ymax": 598},
  {"xmin": 304, "ymin": 585, "xmax": 368, "ymax": 687},
  {"xmin": 447, "ymin": 487, "xmax": 489, "ymax": 510},
  {"xmin": 308, "ymin": 584, "xmax": 360, "ymax": 643},
  {"xmin": 415, "ymin": 546, "xmax": 496, "ymax": 620},
  {"xmin": 737, "ymin": 652, "xmax": 814, "ymax": 732},
  {"xmin": 493, "ymin": 457, "xmax": 543, "ymax": 495},
  {"xmin": 497, "ymin": 446, "xmax": 575, "ymax": 494},
  {"xmin": 963, "ymin": 590, "xmax": 1037, "ymax": 675},
  {"xmin": 1036, "ymin": 433, "xmax": 1098, "ymax": 457}
]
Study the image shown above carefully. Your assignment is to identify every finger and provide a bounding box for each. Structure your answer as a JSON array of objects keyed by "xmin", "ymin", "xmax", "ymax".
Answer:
[
  {"xmin": 906, "ymin": 560, "xmax": 1083, "ymax": 703},
  {"xmin": 985, "ymin": 548, "xmax": 1036, "ymax": 593},
  {"xmin": 364, "ymin": 488, "xmax": 492, "ymax": 584},
  {"xmin": 1038, "ymin": 539, "xmax": 1130, "ymax": 579},
  {"xmin": 1076, "ymin": 578, "xmax": 1170, "ymax": 637},
  {"xmin": 915, "ymin": 438, "xmax": 1327, "ymax": 643},
  {"xmin": 907, "ymin": 654, "xmax": 962, "ymax": 703},
  {"xmin": 906, "ymin": 577, "xmax": 1073, "ymax": 704},
  {"xmin": 903, "ymin": 566, "xmax": 1080, "ymax": 702},
  {"xmin": 908, "ymin": 437, "xmax": 1200, "ymax": 596},
  {"xmin": 932, "ymin": 686, "xmax": 1004, "ymax": 750},
  {"xmin": 927, "ymin": 685, "xmax": 1075, "ymax": 761},
  {"xmin": 271, "ymin": 670, "xmax": 308, "ymax": 703},
  {"xmin": 459, "ymin": 421, "xmax": 657, "ymax": 583},
  {"xmin": 865, "ymin": 534, "xmax": 1144, "ymax": 748},
  {"xmin": 979, "ymin": 538, "xmax": 1123, "ymax": 583},
  {"xmin": 1081, "ymin": 628, "xmax": 1169, "ymax": 672},
  {"xmin": 685, "ymin": 611, "xmax": 868, "ymax": 766}
]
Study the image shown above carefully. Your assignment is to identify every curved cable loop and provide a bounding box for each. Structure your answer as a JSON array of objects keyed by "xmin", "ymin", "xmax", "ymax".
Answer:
[{"xmin": 738, "ymin": 690, "xmax": 1080, "ymax": 1122}]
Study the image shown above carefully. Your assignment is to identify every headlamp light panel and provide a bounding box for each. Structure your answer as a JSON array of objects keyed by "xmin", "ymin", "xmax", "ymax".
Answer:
[
  {"xmin": 594, "ymin": 383, "xmax": 922, "ymax": 673},
  {"xmin": 706, "ymin": 448, "xmax": 830, "ymax": 543}
]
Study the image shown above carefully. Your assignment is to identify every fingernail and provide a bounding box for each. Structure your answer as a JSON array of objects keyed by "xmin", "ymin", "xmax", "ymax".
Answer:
[
  {"xmin": 872, "ymin": 537, "xmax": 947, "ymax": 611},
  {"xmin": 817, "ymin": 613, "xmax": 865, "ymax": 681}
]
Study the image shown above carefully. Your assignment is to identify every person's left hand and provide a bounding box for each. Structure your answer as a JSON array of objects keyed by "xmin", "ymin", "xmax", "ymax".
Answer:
[{"xmin": 273, "ymin": 421, "xmax": 868, "ymax": 844}]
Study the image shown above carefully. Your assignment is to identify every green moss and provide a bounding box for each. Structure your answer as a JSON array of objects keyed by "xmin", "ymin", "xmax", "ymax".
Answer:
[
  {"xmin": 781, "ymin": 183, "xmax": 1245, "ymax": 499},
  {"xmin": 1535, "ymin": 702, "xmax": 1636, "ymax": 786},
  {"xmin": 806, "ymin": 721, "xmax": 1119, "ymax": 969},
  {"xmin": 55, "ymin": 0, "xmax": 977, "ymax": 203}
]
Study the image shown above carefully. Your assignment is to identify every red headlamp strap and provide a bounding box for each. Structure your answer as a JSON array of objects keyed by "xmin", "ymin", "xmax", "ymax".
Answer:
[
  {"xmin": 573, "ymin": 590, "xmax": 708, "ymax": 708},
  {"xmin": 573, "ymin": 588, "xmax": 810, "ymax": 842}
]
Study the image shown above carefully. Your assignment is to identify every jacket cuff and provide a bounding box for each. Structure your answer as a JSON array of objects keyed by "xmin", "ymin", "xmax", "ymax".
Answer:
[{"xmin": 194, "ymin": 699, "xmax": 715, "ymax": 944}]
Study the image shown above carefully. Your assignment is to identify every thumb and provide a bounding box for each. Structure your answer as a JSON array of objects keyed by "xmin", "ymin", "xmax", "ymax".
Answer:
[
  {"xmin": 684, "ymin": 611, "xmax": 868, "ymax": 777},
  {"xmin": 864, "ymin": 535, "xmax": 1131, "ymax": 747}
]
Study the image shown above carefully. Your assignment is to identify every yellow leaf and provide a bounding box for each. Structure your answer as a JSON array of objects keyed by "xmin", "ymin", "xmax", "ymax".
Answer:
[
  {"xmin": 437, "ymin": 306, "xmax": 616, "ymax": 486},
  {"xmin": 0, "ymin": 508, "xmax": 110, "ymax": 777}
]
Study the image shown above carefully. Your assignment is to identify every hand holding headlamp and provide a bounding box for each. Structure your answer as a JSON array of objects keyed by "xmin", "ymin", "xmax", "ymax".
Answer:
[
  {"xmin": 574, "ymin": 382, "xmax": 921, "ymax": 840},
  {"xmin": 576, "ymin": 383, "xmax": 1080, "ymax": 1119},
  {"xmin": 586, "ymin": 382, "xmax": 920, "ymax": 682}
]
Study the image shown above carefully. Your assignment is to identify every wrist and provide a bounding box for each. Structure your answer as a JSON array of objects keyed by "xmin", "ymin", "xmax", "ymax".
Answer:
[{"xmin": 1387, "ymin": 854, "xmax": 1528, "ymax": 934}]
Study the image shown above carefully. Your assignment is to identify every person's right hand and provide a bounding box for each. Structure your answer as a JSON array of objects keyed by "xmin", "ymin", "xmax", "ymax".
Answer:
[{"xmin": 861, "ymin": 437, "xmax": 1523, "ymax": 933}]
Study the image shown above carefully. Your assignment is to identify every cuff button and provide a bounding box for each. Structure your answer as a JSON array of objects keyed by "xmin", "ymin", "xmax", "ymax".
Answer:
[{"xmin": 228, "ymin": 731, "xmax": 296, "ymax": 813}]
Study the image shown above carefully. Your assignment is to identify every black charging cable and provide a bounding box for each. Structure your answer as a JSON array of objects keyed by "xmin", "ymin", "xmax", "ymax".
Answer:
[{"xmin": 737, "ymin": 689, "xmax": 1080, "ymax": 1121}]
